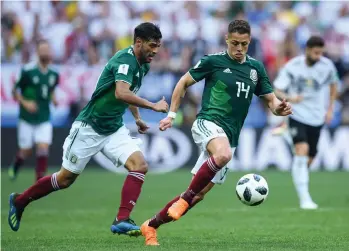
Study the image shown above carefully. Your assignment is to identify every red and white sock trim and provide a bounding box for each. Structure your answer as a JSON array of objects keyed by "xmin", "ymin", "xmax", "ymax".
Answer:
[
  {"xmin": 51, "ymin": 172, "xmax": 60, "ymax": 190},
  {"xmin": 129, "ymin": 172, "xmax": 145, "ymax": 182},
  {"xmin": 207, "ymin": 157, "xmax": 220, "ymax": 173}
]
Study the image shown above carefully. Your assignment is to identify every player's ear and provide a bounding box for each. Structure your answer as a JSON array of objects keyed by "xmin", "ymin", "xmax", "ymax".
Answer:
[
  {"xmin": 134, "ymin": 37, "xmax": 142, "ymax": 48},
  {"xmin": 225, "ymin": 34, "xmax": 229, "ymax": 44}
]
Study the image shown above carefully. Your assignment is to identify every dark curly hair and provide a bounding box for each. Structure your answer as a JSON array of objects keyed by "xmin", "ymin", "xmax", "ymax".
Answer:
[
  {"xmin": 134, "ymin": 22, "xmax": 162, "ymax": 43},
  {"xmin": 306, "ymin": 36, "xmax": 325, "ymax": 48},
  {"xmin": 228, "ymin": 20, "xmax": 251, "ymax": 35}
]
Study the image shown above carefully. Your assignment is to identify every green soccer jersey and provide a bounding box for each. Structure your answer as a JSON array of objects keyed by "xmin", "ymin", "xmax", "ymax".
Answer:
[
  {"xmin": 76, "ymin": 46, "xmax": 150, "ymax": 135},
  {"xmin": 15, "ymin": 63, "xmax": 59, "ymax": 124},
  {"xmin": 189, "ymin": 51, "xmax": 273, "ymax": 147}
]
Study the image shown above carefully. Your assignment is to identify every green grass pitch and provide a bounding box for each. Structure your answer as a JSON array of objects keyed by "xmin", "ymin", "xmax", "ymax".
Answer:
[{"xmin": 1, "ymin": 168, "xmax": 349, "ymax": 250}]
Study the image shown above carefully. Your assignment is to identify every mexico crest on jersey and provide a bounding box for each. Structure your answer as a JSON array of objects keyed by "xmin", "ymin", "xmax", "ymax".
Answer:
[
  {"xmin": 250, "ymin": 69, "xmax": 258, "ymax": 83},
  {"xmin": 33, "ymin": 76, "xmax": 39, "ymax": 84}
]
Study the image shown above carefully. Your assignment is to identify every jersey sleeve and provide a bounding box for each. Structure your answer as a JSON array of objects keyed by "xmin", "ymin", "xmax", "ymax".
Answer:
[
  {"xmin": 327, "ymin": 61, "xmax": 339, "ymax": 85},
  {"xmin": 254, "ymin": 63, "xmax": 273, "ymax": 96},
  {"xmin": 188, "ymin": 55, "xmax": 212, "ymax": 82},
  {"xmin": 109, "ymin": 55, "xmax": 137, "ymax": 85},
  {"xmin": 14, "ymin": 69, "xmax": 26, "ymax": 90},
  {"xmin": 273, "ymin": 65, "xmax": 293, "ymax": 91}
]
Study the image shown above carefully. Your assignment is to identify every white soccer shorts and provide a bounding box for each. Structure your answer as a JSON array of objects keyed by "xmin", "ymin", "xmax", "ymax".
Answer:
[
  {"xmin": 62, "ymin": 121, "xmax": 142, "ymax": 174},
  {"xmin": 191, "ymin": 119, "xmax": 236, "ymax": 184},
  {"xmin": 18, "ymin": 120, "xmax": 53, "ymax": 149}
]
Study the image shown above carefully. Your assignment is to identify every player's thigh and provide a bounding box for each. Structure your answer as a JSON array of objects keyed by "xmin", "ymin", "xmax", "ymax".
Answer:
[
  {"xmin": 289, "ymin": 118, "xmax": 309, "ymax": 155},
  {"xmin": 17, "ymin": 120, "xmax": 34, "ymax": 149},
  {"xmin": 34, "ymin": 121, "xmax": 53, "ymax": 146},
  {"xmin": 102, "ymin": 125, "xmax": 145, "ymax": 171},
  {"xmin": 62, "ymin": 122, "xmax": 105, "ymax": 174},
  {"xmin": 306, "ymin": 124, "xmax": 322, "ymax": 158},
  {"xmin": 191, "ymin": 119, "xmax": 231, "ymax": 155}
]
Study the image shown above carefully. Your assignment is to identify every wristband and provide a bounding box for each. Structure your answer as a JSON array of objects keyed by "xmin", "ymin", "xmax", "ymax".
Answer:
[{"xmin": 168, "ymin": 111, "xmax": 177, "ymax": 119}]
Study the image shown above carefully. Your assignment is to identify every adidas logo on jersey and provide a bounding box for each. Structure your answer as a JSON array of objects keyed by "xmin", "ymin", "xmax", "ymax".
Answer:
[{"xmin": 223, "ymin": 68, "xmax": 232, "ymax": 73}]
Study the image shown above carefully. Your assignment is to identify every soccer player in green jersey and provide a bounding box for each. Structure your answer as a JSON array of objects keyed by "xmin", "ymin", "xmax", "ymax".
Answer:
[
  {"xmin": 9, "ymin": 40, "xmax": 59, "ymax": 181},
  {"xmin": 141, "ymin": 20, "xmax": 292, "ymax": 246},
  {"xmin": 8, "ymin": 23, "xmax": 168, "ymax": 236}
]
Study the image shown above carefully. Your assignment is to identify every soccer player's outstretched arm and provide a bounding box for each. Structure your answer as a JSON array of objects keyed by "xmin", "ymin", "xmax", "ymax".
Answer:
[
  {"xmin": 159, "ymin": 73, "xmax": 196, "ymax": 131},
  {"xmin": 261, "ymin": 93, "xmax": 292, "ymax": 116},
  {"xmin": 256, "ymin": 62, "xmax": 292, "ymax": 116},
  {"xmin": 159, "ymin": 56, "xmax": 211, "ymax": 131},
  {"xmin": 115, "ymin": 81, "xmax": 168, "ymax": 112}
]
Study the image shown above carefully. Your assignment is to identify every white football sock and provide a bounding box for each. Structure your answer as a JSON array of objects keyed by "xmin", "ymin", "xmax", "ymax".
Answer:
[{"xmin": 291, "ymin": 155, "xmax": 312, "ymax": 204}]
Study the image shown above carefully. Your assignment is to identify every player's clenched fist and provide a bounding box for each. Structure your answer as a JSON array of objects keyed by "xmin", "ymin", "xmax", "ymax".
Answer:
[
  {"xmin": 159, "ymin": 117, "xmax": 173, "ymax": 131},
  {"xmin": 152, "ymin": 96, "xmax": 169, "ymax": 113}
]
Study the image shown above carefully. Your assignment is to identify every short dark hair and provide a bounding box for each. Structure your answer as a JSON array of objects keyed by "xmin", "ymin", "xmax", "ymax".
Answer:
[
  {"xmin": 228, "ymin": 20, "xmax": 251, "ymax": 35},
  {"xmin": 134, "ymin": 22, "xmax": 162, "ymax": 43},
  {"xmin": 306, "ymin": 36, "xmax": 325, "ymax": 48}
]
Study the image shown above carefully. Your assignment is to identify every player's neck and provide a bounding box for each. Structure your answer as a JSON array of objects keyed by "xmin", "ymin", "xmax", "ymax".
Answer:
[
  {"xmin": 131, "ymin": 46, "xmax": 143, "ymax": 66},
  {"xmin": 38, "ymin": 62, "xmax": 49, "ymax": 73},
  {"xmin": 227, "ymin": 50, "xmax": 246, "ymax": 64}
]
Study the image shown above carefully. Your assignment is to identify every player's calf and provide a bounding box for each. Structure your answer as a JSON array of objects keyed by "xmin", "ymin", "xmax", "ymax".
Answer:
[
  {"xmin": 115, "ymin": 152, "xmax": 147, "ymax": 222},
  {"xmin": 36, "ymin": 145, "xmax": 49, "ymax": 181},
  {"xmin": 8, "ymin": 149, "xmax": 32, "ymax": 180},
  {"xmin": 14, "ymin": 167, "xmax": 77, "ymax": 210}
]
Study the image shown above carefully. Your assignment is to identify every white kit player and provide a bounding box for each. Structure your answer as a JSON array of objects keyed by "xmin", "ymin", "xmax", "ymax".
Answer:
[{"xmin": 274, "ymin": 36, "xmax": 338, "ymax": 209}]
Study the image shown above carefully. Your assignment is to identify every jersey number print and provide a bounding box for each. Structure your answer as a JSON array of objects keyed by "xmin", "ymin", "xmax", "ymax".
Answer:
[{"xmin": 236, "ymin": 82, "xmax": 250, "ymax": 98}]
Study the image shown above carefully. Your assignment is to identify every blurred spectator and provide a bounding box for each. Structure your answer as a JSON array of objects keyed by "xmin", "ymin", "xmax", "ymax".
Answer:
[
  {"xmin": 65, "ymin": 16, "xmax": 90, "ymax": 64},
  {"xmin": 1, "ymin": 11, "xmax": 24, "ymax": 62},
  {"xmin": 1, "ymin": 1, "xmax": 349, "ymax": 126},
  {"xmin": 339, "ymin": 72, "xmax": 349, "ymax": 124}
]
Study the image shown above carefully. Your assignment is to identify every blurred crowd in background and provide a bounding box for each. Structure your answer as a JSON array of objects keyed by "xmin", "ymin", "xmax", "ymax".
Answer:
[{"xmin": 2, "ymin": 1, "xmax": 349, "ymax": 126}]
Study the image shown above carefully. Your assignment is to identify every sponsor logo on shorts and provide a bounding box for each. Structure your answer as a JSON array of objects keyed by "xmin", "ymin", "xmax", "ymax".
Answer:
[
  {"xmin": 217, "ymin": 128, "xmax": 225, "ymax": 134},
  {"xmin": 70, "ymin": 154, "xmax": 78, "ymax": 164}
]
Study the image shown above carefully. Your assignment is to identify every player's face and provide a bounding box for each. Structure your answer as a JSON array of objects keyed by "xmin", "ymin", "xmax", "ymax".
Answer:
[
  {"xmin": 37, "ymin": 43, "xmax": 52, "ymax": 65},
  {"xmin": 137, "ymin": 38, "xmax": 161, "ymax": 63},
  {"xmin": 225, "ymin": 32, "xmax": 250, "ymax": 62},
  {"xmin": 305, "ymin": 46, "xmax": 324, "ymax": 65}
]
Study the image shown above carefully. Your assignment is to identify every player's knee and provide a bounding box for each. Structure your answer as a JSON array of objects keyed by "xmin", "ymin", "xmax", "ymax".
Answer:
[
  {"xmin": 56, "ymin": 169, "xmax": 78, "ymax": 189},
  {"xmin": 295, "ymin": 143, "xmax": 309, "ymax": 156},
  {"xmin": 213, "ymin": 149, "xmax": 232, "ymax": 167},
  {"xmin": 36, "ymin": 147, "xmax": 49, "ymax": 157},
  {"xmin": 19, "ymin": 149, "xmax": 32, "ymax": 159},
  {"xmin": 133, "ymin": 160, "xmax": 148, "ymax": 173}
]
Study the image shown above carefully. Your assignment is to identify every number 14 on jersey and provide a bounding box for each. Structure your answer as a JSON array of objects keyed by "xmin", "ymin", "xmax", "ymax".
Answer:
[{"xmin": 236, "ymin": 82, "xmax": 250, "ymax": 98}]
